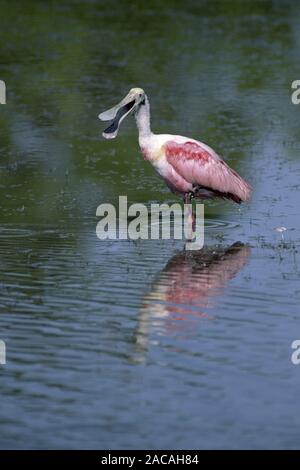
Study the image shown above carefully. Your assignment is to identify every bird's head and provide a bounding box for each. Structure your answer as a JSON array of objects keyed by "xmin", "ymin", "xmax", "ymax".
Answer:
[{"xmin": 99, "ymin": 88, "xmax": 146, "ymax": 139}]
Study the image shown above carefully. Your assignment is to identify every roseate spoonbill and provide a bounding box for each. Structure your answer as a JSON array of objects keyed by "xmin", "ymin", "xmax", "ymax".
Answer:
[{"xmin": 99, "ymin": 88, "xmax": 252, "ymax": 204}]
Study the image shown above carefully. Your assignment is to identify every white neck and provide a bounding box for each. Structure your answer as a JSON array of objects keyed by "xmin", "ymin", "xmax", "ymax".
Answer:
[{"xmin": 135, "ymin": 95, "xmax": 152, "ymax": 140}]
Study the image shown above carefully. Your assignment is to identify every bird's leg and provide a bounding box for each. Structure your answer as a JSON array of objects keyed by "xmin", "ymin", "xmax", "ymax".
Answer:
[
  {"xmin": 192, "ymin": 208, "xmax": 196, "ymax": 232},
  {"xmin": 184, "ymin": 192, "xmax": 190, "ymax": 205},
  {"xmin": 184, "ymin": 191, "xmax": 194, "ymax": 204},
  {"xmin": 183, "ymin": 192, "xmax": 195, "ymax": 241}
]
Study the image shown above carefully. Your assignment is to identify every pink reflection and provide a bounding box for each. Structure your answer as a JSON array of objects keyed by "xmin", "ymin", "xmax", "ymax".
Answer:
[{"xmin": 133, "ymin": 243, "xmax": 251, "ymax": 361}]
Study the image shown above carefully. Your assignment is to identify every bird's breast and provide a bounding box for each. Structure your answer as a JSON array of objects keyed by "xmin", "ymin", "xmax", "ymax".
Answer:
[
  {"xmin": 140, "ymin": 143, "xmax": 163, "ymax": 163},
  {"xmin": 139, "ymin": 136, "xmax": 193, "ymax": 194}
]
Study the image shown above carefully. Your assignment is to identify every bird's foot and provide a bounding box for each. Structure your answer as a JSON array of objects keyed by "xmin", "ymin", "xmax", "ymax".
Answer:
[{"xmin": 183, "ymin": 191, "xmax": 195, "ymax": 204}]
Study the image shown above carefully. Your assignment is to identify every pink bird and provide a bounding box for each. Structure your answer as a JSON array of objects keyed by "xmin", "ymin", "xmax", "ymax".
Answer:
[{"xmin": 99, "ymin": 88, "xmax": 252, "ymax": 204}]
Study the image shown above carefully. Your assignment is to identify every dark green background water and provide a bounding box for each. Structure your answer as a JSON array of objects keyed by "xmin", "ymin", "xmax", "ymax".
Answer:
[{"xmin": 0, "ymin": 0, "xmax": 300, "ymax": 449}]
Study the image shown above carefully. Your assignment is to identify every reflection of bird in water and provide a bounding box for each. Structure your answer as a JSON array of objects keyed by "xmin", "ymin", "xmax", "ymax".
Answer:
[{"xmin": 131, "ymin": 242, "xmax": 251, "ymax": 363}]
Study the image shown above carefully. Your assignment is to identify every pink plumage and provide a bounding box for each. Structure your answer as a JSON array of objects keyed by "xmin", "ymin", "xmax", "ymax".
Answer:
[{"xmin": 164, "ymin": 140, "xmax": 251, "ymax": 203}]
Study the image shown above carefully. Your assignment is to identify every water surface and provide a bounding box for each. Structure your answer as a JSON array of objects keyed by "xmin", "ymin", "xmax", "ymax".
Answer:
[{"xmin": 0, "ymin": 0, "xmax": 300, "ymax": 449}]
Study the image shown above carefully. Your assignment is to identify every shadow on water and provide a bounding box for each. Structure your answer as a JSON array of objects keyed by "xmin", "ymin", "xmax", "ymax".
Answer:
[{"xmin": 132, "ymin": 242, "xmax": 251, "ymax": 363}]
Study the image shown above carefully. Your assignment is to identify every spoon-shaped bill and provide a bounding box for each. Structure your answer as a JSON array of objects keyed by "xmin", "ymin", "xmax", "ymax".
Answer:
[{"xmin": 100, "ymin": 100, "xmax": 136, "ymax": 139}]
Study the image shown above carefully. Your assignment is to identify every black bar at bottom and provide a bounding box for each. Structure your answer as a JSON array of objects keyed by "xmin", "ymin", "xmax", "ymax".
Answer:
[{"xmin": 0, "ymin": 450, "xmax": 299, "ymax": 463}]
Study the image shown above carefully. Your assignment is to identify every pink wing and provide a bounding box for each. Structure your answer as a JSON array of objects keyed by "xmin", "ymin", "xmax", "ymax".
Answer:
[{"xmin": 164, "ymin": 140, "xmax": 252, "ymax": 203}]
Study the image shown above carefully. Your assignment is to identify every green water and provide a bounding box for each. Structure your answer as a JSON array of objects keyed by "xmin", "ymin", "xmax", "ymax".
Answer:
[{"xmin": 0, "ymin": 0, "xmax": 300, "ymax": 449}]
